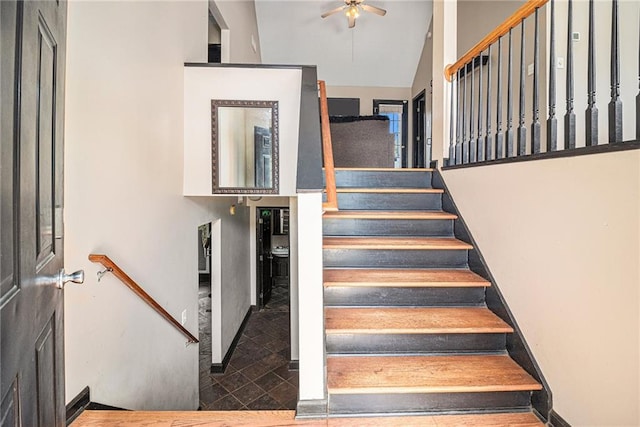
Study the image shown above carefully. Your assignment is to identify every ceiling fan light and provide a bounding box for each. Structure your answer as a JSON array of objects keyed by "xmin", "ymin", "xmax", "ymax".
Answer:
[{"xmin": 345, "ymin": 5, "xmax": 359, "ymax": 18}]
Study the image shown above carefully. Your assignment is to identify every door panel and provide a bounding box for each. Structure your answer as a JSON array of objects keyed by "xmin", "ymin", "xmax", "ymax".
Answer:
[
  {"xmin": 256, "ymin": 209, "xmax": 273, "ymax": 308},
  {"xmin": 413, "ymin": 92, "xmax": 426, "ymax": 168},
  {"xmin": 1, "ymin": 1, "xmax": 67, "ymax": 425}
]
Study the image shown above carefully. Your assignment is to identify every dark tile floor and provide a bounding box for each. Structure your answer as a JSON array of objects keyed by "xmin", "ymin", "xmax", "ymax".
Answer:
[{"xmin": 198, "ymin": 282, "xmax": 298, "ymax": 410}]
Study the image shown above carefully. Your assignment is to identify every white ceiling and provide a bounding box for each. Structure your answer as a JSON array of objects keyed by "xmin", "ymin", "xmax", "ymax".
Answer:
[{"xmin": 254, "ymin": 1, "xmax": 432, "ymax": 88}]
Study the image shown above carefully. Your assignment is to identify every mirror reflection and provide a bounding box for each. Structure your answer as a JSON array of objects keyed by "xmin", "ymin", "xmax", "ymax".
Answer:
[{"xmin": 211, "ymin": 100, "xmax": 279, "ymax": 193}]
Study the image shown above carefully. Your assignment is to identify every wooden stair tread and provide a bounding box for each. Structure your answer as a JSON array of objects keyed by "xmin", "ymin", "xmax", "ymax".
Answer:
[
  {"xmin": 325, "ymin": 307, "xmax": 513, "ymax": 334},
  {"xmin": 323, "ymin": 237, "xmax": 473, "ymax": 250},
  {"xmin": 328, "ymin": 412, "xmax": 544, "ymax": 426},
  {"xmin": 324, "ymin": 269, "xmax": 489, "ymax": 287},
  {"xmin": 336, "ymin": 188, "xmax": 444, "ymax": 194},
  {"xmin": 70, "ymin": 410, "xmax": 543, "ymax": 426},
  {"xmin": 327, "ymin": 354, "xmax": 542, "ymax": 394},
  {"xmin": 333, "ymin": 167, "xmax": 434, "ymax": 172},
  {"xmin": 323, "ymin": 210, "xmax": 457, "ymax": 220}
]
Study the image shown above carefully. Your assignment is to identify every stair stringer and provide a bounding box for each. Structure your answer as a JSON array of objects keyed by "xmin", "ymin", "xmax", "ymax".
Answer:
[{"xmin": 432, "ymin": 168, "xmax": 553, "ymax": 423}]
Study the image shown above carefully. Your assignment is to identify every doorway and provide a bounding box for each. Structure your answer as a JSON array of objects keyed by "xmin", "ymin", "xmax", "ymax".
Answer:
[
  {"xmin": 197, "ymin": 209, "xmax": 296, "ymax": 410},
  {"xmin": 412, "ymin": 86, "xmax": 433, "ymax": 168},
  {"xmin": 373, "ymin": 99, "xmax": 409, "ymax": 168},
  {"xmin": 413, "ymin": 90, "xmax": 427, "ymax": 167},
  {"xmin": 257, "ymin": 208, "xmax": 289, "ymax": 309}
]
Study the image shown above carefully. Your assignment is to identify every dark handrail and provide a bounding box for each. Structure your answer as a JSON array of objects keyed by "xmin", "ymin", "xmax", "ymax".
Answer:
[{"xmin": 88, "ymin": 254, "xmax": 199, "ymax": 344}]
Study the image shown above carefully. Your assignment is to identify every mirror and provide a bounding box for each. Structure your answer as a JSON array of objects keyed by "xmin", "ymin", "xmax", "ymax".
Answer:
[{"xmin": 211, "ymin": 100, "xmax": 279, "ymax": 193}]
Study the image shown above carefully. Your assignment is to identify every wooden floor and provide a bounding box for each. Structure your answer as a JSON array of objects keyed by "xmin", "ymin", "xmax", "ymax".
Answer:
[{"xmin": 71, "ymin": 409, "xmax": 544, "ymax": 426}]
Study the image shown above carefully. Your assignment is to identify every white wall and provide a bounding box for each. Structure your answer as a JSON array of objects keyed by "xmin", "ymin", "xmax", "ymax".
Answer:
[
  {"xmin": 430, "ymin": 0, "xmax": 457, "ymax": 164},
  {"xmin": 210, "ymin": 0, "xmax": 261, "ymax": 63},
  {"xmin": 64, "ymin": 0, "xmax": 252, "ymax": 410},
  {"xmin": 412, "ymin": 19, "xmax": 433, "ymax": 99},
  {"xmin": 295, "ymin": 193, "xmax": 325, "ymax": 402},
  {"xmin": 183, "ymin": 66, "xmax": 302, "ymax": 196},
  {"xmin": 443, "ymin": 150, "xmax": 640, "ymax": 426}
]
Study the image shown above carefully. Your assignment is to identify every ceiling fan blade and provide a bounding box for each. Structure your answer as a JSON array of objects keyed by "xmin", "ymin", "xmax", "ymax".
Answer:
[
  {"xmin": 361, "ymin": 4, "xmax": 387, "ymax": 16},
  {"xmin": 348, "ymin": 14, "xmax": 356, "ymax": 28},
  {"xmin": 321, "ymin": 5, "xmax": 345, "ymax": 19}
]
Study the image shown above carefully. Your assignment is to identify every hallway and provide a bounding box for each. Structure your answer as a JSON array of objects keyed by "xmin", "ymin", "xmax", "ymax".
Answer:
[{"xmin": 199, "ymin": 283, "xmax": 297, "ymax": 410}]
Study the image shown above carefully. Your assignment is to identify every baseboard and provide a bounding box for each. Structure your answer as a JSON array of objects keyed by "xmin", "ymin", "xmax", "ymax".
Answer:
[
  {"xmin": 295, "ymin": 398, "xmax": 327, "ymax": 419},
  {"xmin": 66, "ymin": 386, "xmax": 90, "ymax": 426},
  {"xmin": 288, "ymin": 360, "xmax": 299, "ymax": 370},
  {"xmin": 85, "ymin": 402, "xmax": 127, "ymax": 411},
  {"xmin": 549, "ymin": 410, "xmax": 571, "ymax": 427},
  {"xmin": 211, "ymin": 306, "xmax": 253, "ymax": 374}
]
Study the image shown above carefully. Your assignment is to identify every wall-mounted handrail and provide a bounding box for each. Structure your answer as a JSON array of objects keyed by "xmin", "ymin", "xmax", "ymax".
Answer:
[
  {"xmin": 445, "ymin": 0, "xmax": 548, "ymax": 81},
  {"xmin": 88, "ymin": 254, "xmax": 199, "ymax": 344},
  {"xmin": 318, "ymin": 80, "xmax": 338, "ymax": 211}
]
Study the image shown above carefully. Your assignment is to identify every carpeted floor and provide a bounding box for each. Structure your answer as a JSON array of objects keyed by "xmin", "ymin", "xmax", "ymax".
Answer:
[{"xmin": 198, "ymin": 283, "xmax": 297, "ymax": 410}]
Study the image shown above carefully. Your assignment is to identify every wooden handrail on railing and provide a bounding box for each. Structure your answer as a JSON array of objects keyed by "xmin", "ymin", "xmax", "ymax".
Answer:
[
  {"xmin": 445, "ymin": 0, "xmax": 548, "ymax": 81},
  {"xmin": 318, "ymin": 80, "xmax": 338, "ymax": 211},
  {"xmin": 443, "ymin": 0, "xmax": 639, "ymax": 168},
  {"xmin": 88, "ymin": 254, "xmax": 199, "ymax": 344}
]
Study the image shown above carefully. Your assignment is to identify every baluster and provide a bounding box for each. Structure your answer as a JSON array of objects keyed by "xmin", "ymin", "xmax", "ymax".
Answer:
[
  {"xmin": 470, "ymin": 59, "xmax": 476, "ymax": 162},
  {"xmin": 608, "ymin": 0, "xmax": 622, "ymax": 143},
  {"xmin": 456, "ymin": 70, "xmax": 463, "ymax": 164},
  {"xmin": 478, "ymin": 53, "xmax": 485, "ymax": 161},
  {"xmin": 449, "ymin": 77, "xmax": 455, "ymax": 164},
  {"xmin": 547, "ymin": 0, "xmax": 558, "ymax": 151},
  {"xmin": 506, "ymin": 29, "xmax": 515, "ymax": 157},
  {"xmin": 586, "ymin": 0, "xmax": 598, "ymax": 146},
  {"xmin": 486, "ymin": 44, "xmax": 493, "ymax": 161},
  {"xmin": 565, "ymin": 0, "xmax": 576, "ymax": 149},
  {"xmin": 532, "ymin": 8, "xmax": 541, "ymax": 153},
  {"xmin": 496, "ymin": 37, "xmax": 504, "ymax": 159},
  {"xmin": 517, "ymin": 19, "xmax": 527, "ymax": 156},
  {"xmin": 463, "ymin": 68, "xmax": 469, "ymax": 163}
]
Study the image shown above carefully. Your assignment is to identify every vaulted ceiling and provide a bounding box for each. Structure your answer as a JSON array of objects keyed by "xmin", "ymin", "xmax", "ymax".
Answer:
[{"xmin": 254, "ymin": 1, "xmax": 432, "ymax": 88}]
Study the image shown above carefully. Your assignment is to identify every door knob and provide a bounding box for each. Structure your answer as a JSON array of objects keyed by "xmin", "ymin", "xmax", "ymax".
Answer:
[{"xmin": 56, "ymin": 269, "xmax": 85, "ymax": 289}]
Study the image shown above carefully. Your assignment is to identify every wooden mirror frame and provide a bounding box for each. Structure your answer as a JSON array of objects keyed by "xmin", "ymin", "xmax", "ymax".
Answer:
[{"xmin": 211, "ymin": 99, "xmax": 279, "ymax": 194}]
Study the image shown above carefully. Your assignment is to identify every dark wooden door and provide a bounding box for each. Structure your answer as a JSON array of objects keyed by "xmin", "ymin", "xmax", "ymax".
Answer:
[
  {"xmin": 254, "ymin": 126, "xmax": 272, "ymax": 188},
  {"xmin": 413, "ymin": 91, "xmax": 426, "ymax": 168},
  {"xmin": 256, "ymin": 209, "xmax": 273, "ymax": 308},
  {"xmin": 1, "ymin": 1, "xmax": 75, "ymax": 425}
]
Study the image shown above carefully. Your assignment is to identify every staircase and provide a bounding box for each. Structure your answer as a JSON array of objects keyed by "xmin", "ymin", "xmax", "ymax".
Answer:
[{"xmin": 322, "ymin": 168, "xmax": 544, "ymax": 418}]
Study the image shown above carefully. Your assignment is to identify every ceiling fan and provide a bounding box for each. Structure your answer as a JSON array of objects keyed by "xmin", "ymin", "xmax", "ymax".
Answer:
[{"xmin": 321, "ymin": 0, "xmax": 387, "ymax": 29}]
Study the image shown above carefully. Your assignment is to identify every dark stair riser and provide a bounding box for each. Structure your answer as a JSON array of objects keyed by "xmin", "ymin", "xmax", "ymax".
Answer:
[
  {"xmin": 326, "ymin": 333, "xmax": 507, "ymax": 354},
  {"xmin": 328, "ymin": 391, "xmax": 532, "ymax": 414},
  {"xmin": 324, "ymin": 286, "xmax": 486, "ymax": 307},
  {"xmin": 329, "ymin": 170, "xmax": 434, "ymax": 188},
  {"xmin": 336, "ymin": 193, "xmax": 443, "ymax": 210},
  {"xmin": 323, "ymin": 249, "xmax": 469, "ymax": 268},
  {"xmin": 323, "ymin": 219, "xmax": 454, "ymax": 237}
]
